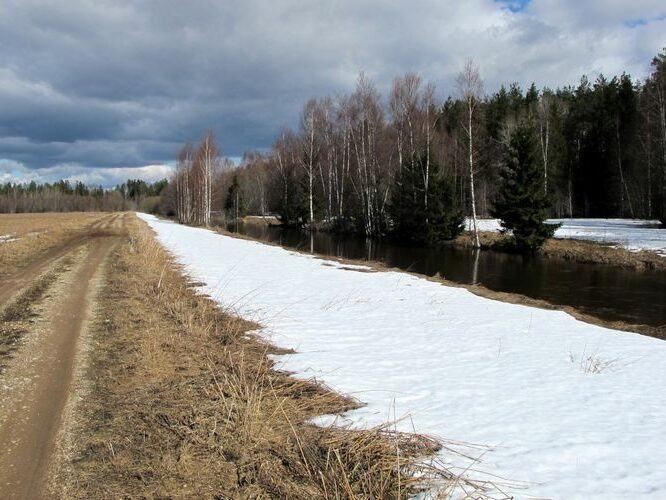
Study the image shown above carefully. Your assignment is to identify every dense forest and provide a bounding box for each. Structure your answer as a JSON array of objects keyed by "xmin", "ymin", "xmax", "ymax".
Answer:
[
  {"xmin": 210, "ymin": 49, "xmax": 666, "ymax": 238},
  {"xmin": 0, "ymin": 178, "xmax": 168, "ymax": 213}
]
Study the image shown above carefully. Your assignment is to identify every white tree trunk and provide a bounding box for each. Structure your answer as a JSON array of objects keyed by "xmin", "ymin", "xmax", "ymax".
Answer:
[
  {"xmin": 468, "ymin": 97, "xmax": 480, "ymax": 249},
  {"xmin": 539, "ymin": 112, "xmax": 549, "ymax": 194}
]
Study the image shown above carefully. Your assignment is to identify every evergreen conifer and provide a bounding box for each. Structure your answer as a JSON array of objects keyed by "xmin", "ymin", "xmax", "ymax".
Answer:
[
  {"xmin": 277, "ymin": 171, "xmax": 308, "ymax": 226},
  {"xmin": 389, "ymin": 156, "xmax": 463, "ymax": 244},
  {"xmin": 492, "ymin": 124, "xmax": 558, "ymax": 250},
  {"xmin": 224, "ymin": 175, "xmax": 246, "ymax": 219}
]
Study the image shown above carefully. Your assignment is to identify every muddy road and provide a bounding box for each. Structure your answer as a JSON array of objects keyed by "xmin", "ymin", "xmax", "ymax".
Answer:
[{"xmin": 0, "ymin": 213, "xmax": 125, "ymax": 499}]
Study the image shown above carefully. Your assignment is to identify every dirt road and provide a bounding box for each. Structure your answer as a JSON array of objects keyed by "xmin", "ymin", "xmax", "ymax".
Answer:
[{"xmin": 0, "ymin": 213, "xmax": 125, "ymax": 499}]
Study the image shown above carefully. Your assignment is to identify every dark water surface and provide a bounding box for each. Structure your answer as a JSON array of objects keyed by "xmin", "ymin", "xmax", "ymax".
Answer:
[{"xmin": 227, "ymin": 223, "xmax": 666, "ymax": 328}]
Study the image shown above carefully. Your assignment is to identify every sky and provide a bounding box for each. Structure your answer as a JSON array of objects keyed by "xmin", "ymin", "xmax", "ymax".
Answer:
[{"xmin": 0, "ymin": 0, "xmax": 664, "ymax": 187}]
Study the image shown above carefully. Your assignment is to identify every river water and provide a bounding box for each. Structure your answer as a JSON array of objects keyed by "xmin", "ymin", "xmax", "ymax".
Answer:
[{"xmin": 226, "ymin": 222, "xmax": 666, "ymax": 328}]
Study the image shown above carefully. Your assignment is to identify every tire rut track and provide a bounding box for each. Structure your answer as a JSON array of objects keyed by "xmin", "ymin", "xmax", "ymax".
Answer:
[{"xmin": 0, "ymin": 255, "xmax": 75, "ymax": 373}]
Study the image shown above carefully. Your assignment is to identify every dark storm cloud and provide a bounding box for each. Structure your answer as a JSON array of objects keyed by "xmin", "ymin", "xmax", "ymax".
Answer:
[{"xmin": 0, "ymin": 0, "xmax": 664, "ymax": 184}]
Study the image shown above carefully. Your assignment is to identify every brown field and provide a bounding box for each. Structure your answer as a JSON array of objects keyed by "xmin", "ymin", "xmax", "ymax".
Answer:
[
  {"xmin": 0, "ymin": 212, "xmax": 487, "ymax": 499},
  {"xmin": 0, "ymin": 212, "xmax": 109, "ymax": 278}
]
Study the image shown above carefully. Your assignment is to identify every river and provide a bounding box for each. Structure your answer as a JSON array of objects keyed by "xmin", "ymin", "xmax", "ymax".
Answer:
[{"xmin": 226, "ymin": 222, "xmax": 666, "ymax": 329}]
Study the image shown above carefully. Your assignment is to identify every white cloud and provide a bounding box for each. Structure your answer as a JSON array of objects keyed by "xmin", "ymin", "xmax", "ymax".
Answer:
[{"xmin": 0, "ymin": 159, "xmax": 174, "ymax": 187}]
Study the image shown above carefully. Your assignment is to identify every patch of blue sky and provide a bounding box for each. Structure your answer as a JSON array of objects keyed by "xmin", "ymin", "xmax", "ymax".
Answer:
[
  {"xmin": 495, "ymin": 0, "xmax": 530, "ymax": 13},
  {"xmin": 625, "ymin": 13, "xmax": 666, "ymax": 28}
]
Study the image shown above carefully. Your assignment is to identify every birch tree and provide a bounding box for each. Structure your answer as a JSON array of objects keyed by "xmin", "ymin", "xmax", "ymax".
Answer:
[
  {"xmin": 319, "ymin": 97, "xmax": 336, "ymax": 221},
  {"xmin": 175, "ymin": 143, "xmax": 194, "ymax": 224},
  {"xmin": 457, "ymin": 59, "xmax": 483, "ymax": 248},
  {"xmin": 349, "ymin": 73, "xmax": 386, "ymax": 235},
  {"xmin": 273, "ymin": 130, "xmax": 306, "ymax": 225},
  {"xmin": 300, "ymin": 99, "xmax": 321, "ymax": 224},
  {"xmin": 197, "ymin": 131, "xmax": 218, "ymax": 226},
  {"xmin": 389, "ymin": 73, "xmax": 421, "ymax": 170},
  {"xmin": 538, "ymin": 91, "xmax": 551, "ymax": 194},
  {"xmin": 335, "ymin": 96, "xmax": 352, "ymax": 218},
  {"xmin": 421, "ymin": 82, "xmax": 438, "ymax": 220},
  {"xmin": 174, "ymin": 133, "xmax": 218, "ymax": 226}
]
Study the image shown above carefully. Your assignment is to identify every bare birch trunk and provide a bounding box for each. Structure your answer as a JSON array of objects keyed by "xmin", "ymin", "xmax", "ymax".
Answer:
[
  {"xmin": 539, "ymin": 102, "xmax": 550, "ymax": 195},
  {"xmin": 457, "ymin": 59, "xmax": 482, "ymax": 249},
  {"xmin": 615, "ymin": 118, "xmax": 634, "ymax": 217},
  {"xmin": 468, "ymin": 97, "xmax": 480, "ymax": 249}
]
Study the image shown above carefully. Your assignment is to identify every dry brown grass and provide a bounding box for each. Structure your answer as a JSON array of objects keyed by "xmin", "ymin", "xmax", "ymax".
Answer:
[
  {"xmin": 0, "ymin": 212, "xmax": 106, "ymax": 277},
  {"xmin": 57, "ymin": 215, "xmax": 489, "ymax": 499},
  {"xmin": 243, "ymin": 215, "xmax": 280, "ymax": 225},
  {"xmin": 540, "ymin": 237, "xmax": 666, "ymax": 271}
]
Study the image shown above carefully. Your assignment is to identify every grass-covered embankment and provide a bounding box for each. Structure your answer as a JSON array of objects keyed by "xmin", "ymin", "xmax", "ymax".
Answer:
[
  {"xmin": 55, "ymin": 214, "xmax": 471, "ymax": 498},
  {"xmin": 450, "ymin": 230, "xmax": 666, "ymax": 272}
]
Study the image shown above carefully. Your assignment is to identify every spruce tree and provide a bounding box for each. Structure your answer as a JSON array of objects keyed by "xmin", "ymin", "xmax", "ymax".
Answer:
[
  {"xmin": 657, "ymin": 190, "xmax": 666, "ymax": 226},
  {"xmin": 427, "ymin": 174, "xmax": 464, "ymax": 243},
  {"xmin": 389, "ymin": 159, "xmax": 424, "ymax": 242},
  {"xmin": 224, "ymin": 175, "xmax": 246, "ymax": 220},
  {"xmin": 277, "ymin": 171, "xmax": 308, "ymax": 226},
  {"xmin": 492, "ymin": 123, "xmax": 558, "ymax": 251},
  {"xmin": 389, "ymin": 156, "xmax": 463, "ymax": 244}
]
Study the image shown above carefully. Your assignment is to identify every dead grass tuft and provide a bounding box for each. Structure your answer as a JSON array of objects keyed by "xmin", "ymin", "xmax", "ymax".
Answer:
[{"xmin": 569, "ymin": 348, "xmax": 619, "ymax": 374}]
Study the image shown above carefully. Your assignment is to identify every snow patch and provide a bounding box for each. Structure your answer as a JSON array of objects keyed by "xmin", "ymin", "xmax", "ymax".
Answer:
[
  {"xmin": 466, "ymin": 218, "xmax": 666, "ymax": 257},
  {"xmin": 0, "ymin": 234, "xmax": 19, "ymax": 243}
]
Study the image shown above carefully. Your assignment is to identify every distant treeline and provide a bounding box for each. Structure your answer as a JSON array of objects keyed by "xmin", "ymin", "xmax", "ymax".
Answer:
[
  {"xmin": 0, "ymin": 178, "xmax": 169, "ymax": 213},
  {"xmin": 211, "ymin": 49, "xmax": 666, "ymax": 236}
]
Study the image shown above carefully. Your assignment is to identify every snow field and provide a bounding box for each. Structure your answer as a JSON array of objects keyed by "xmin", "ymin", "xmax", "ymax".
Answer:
[{"xmin": 139, "ymin": 213, "xmax": 666, "ymax": 499}]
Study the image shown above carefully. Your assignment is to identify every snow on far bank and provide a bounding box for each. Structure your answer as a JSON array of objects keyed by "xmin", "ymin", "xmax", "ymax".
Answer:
[
  {"xmin": 465, "ymin": 218, "xmax": 504, "ymax": 233},
  {"xmin": 466, "ymin": 218, "xmax": 666, "ymax": 257},
  {"xmin": 139, "ymin": 213, "xmax": 666, "ymax": 499}
]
